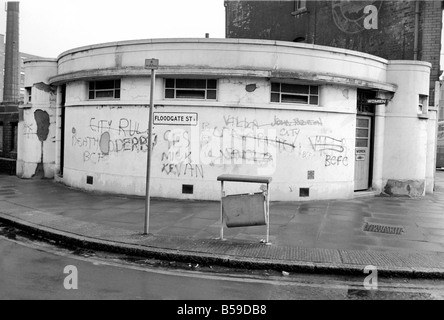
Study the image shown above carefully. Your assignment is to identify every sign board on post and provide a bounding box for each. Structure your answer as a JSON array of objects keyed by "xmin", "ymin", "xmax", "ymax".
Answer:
[
  {"xmin": 365, "ymin": 98, "xmax": 388, "ymax": 105},
  {"xmin": 153, "ymin": 112, "xmax": 198, "ymax": 126},
  {"xmin": 145, "ymin": 59, "xmax": 159, "ymax": 70}
]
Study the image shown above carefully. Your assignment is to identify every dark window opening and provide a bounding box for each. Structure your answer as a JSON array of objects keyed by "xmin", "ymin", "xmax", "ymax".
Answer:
[
  {"xmin": 357, "ymin": 89, "xmax": 376, "ymax": 115},
  {"xmin": 271, "ymin": 82, "xmax": 319, "ymax": 105},
  {"xmin": 89, "ymin": 80, "xmax": 121, "ymax": 100},
  {"xmin": 87, "ymin": 176, "xmax": 94, "ymax": 185},
  {"xmin": 25, "ymin": 87, "xmax": 32, "ymax": 103},
  {"xmin": 182, "ymin": 185, "xmax": 194, "ymax": 194},
  {"xmin": 165, "ymin": 79, "xmax": 217, "ymax": 100},
  {"xmin": 10, "ymin": 122, "xmax": 18, "ymax": 153},
  {"xmin": 300, "ymin": 188, "xmax": 310, "ymax": 197}
]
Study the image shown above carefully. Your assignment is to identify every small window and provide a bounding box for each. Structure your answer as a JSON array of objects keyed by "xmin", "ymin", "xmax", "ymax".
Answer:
[
  {"xmin": 296, "ymin": 0, "xmax": 307, "ymax": 10},
  {"xmin": 292, "ymin": 0, "xmax": 307, "ymax": 15},
  {"xmin": 165, "ymin": 79, "xmax": 217, "ymax": 100},
  {"xmin": 25, "ymin": 87, "xmax": 32, "ymax": 103},
  {"xmin": 419, "ymin": 95, "xmax": 428, "ymax": 115},
  {"xmin": 271, "ymin": 82, "xmax": 319, "ymax": 105},
  {"xmin": 89, "ymin": 80, "xmax": 121, "ymax": 100}
]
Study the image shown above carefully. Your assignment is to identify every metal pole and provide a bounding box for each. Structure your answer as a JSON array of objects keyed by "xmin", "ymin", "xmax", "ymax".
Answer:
[
  {"xmin": 144, "ymin": 68, "xmax": 156, "ymax": 235},
  {"xmin": 266, "ymin": 183, "xmax": 271, "ymax": 245},
  {"xmin": 220, "ymin": 181, "xmax": 224, "ymax": 241}
]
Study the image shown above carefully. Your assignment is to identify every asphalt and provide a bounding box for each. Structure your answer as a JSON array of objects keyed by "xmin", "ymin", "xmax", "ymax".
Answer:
[{"xmin": 1, "ymin": 171, "xmax": 444, "ymax": 278}]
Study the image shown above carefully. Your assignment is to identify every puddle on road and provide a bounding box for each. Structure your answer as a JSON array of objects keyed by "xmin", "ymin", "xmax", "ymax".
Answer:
[
  {"xmin": 0, "ymin": 225, "xmax": 17, "ymax": 240},
  {"xmin": 347, "ymin": 288, "xmax": 436, "ymax": 300}
]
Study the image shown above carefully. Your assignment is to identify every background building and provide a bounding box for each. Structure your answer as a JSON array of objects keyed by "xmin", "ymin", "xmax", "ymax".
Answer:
[
  {"xmin": 0, "ymin": 34, "xmax": 43, "ymax": 104},
  {"xmin": 17, "ymin": 38, "xmax": 437, "ymax": 201},
  {"xmin": 0, "ymin": 2, "xmax": 43, "ymax": 175},
  {"xmin": 225, "ymin": 0, "xmax": 443, "ymax": 108}
]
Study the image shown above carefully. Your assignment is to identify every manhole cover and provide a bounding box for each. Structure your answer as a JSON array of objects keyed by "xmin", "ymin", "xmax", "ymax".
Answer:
[{"xmin": 363, "ymin": 223, "xmax": 405, "ymax": 235}]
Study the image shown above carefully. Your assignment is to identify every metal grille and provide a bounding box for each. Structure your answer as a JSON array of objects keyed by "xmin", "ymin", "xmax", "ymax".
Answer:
[{"xmin": 363, "ymin": 223, "xmax": 405, "ymax": 235}]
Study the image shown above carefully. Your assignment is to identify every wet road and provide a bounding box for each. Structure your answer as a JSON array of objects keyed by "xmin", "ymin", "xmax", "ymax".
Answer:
[{"xmin": 0, "ymin": 234, "xmax": 444, "ymax": 301}]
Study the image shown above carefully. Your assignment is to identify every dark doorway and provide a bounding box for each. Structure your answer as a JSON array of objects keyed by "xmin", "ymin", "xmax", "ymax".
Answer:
[{"xmin": 60, "ymin": 85, "xmax": 66, "ymax": 176}]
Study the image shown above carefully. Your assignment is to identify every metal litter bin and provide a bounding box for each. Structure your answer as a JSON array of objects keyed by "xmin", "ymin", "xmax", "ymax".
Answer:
[
  {"xmin": 217, "ymin": 174, "xmax": 272, "ymax": 245},
  {"xmin": 222, "ymin": 193, "xmax": 267, "ymax": 228}
]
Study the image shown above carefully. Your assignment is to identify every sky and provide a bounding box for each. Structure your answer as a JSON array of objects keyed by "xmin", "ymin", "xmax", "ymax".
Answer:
[{"xmin": 0, "ymin": 0, "xmax": 226, "ymax": 58}]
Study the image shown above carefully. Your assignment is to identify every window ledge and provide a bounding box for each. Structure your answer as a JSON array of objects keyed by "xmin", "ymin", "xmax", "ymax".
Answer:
[
  {"xmin": 19, "ymin": 104, "xmax": 32, "ymax": 110},
  {"xmin": 418, "ymin": 114, "xmax": 429, "ymax": 120},
  {"xmin": 291, "ymin": 8, "xmax": 308, "ymax": 16}
]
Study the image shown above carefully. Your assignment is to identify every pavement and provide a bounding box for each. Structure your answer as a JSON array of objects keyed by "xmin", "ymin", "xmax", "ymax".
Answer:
[{"xmin": 2, "ymin": 171, "xmax": 444, "ymax": 278}]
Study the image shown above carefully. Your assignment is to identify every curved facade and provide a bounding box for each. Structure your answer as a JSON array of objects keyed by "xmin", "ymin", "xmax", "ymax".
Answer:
[{"xmin": 17, "ymin": 39, "xmax": 437, "ymax": 201}]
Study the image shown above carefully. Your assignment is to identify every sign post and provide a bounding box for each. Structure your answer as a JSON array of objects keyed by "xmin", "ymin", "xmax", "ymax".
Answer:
[{"xmin": 144, "ymin": 58, "xmax": 159, "ymax": 235}]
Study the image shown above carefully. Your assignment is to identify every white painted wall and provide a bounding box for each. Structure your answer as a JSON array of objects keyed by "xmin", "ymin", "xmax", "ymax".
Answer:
[
  {"xmin": 63, "ymin": 105, "xmax": 356, "ymax": 201},
  {"xmin": 63, "ymin": 78, "xmax": 357, "ymax": 201},
  {"xmin": 17, "ymin": 60, "xmax": 58, "ymax": 178},
  {"xmin": 29, "ymin": 39, "xmax": 432, "ymax": 200},
  {"xmin": 54, "ymin": 39, "xmax": 394, "ymax": 92},
  {"xmin": 382, "ymin": 61, "xmax": 432, "ymax": 194}
]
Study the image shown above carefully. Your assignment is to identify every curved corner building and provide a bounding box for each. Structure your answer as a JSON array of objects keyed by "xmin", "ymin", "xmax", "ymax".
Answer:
[{"xmin": 16, "ymin": 38, "xmax": 438, "ymax": 201}]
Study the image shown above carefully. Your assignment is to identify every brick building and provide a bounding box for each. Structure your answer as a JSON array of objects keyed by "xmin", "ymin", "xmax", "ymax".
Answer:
[
  {"xmin": 0, "ymin": 3, "xmax": 43, "ymax": 175},
  {"xmin": 225, "ymin": 0, "xmax": 443, "ymax": 107},
  {"xmin": 1, "ymin": 34, "xmax": 43, "ymax": 104}
]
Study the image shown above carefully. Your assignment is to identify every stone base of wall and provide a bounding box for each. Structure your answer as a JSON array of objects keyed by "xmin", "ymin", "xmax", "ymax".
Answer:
[{"xmin": 383, "ymin": 179, "xmax": 425, "ymax": 197}]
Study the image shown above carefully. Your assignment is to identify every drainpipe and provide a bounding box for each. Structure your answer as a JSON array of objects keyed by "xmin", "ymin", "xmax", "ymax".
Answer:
[
  {"xmin": 413, "ymin": 0, "xmax": 420, "ymax": 60},
  {"xmin": 313, "ymin": 1, "xmax": 317, "ymax": 44}
]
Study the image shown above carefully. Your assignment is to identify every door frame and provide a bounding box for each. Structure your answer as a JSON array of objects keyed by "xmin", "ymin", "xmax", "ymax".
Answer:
[{"xmin": 355, "ymin": 90, "xmax": 376, "ymax": 192}]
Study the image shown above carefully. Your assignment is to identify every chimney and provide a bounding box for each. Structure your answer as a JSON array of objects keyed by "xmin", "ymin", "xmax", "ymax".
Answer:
[{"xmin": 3, "ymin": 2, "xmax": 20, "ymax": 104}]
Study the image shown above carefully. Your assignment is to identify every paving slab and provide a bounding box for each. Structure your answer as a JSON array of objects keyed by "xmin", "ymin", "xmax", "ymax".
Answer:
[{"xmin": 1, "ymin": 171, "xmax": 444, "ymax": 277}]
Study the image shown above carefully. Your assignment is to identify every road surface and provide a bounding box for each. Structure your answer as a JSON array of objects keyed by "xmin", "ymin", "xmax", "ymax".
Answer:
[{"xmin": 1, "ymin": 225, "xmax": 444, "ymax": 302}]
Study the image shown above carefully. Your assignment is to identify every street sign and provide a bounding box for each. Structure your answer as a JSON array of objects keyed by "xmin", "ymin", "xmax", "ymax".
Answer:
[
  {"xmin": 365, "ymin": 98, "xmax": 388, "ymax": 105},
  {"xmin": 145, "ymin": 59, "xmax": 159, "ymax": 70},
  {"xmin": 153, "ymin": 112, "xmax": 198, "ymax": 126}
]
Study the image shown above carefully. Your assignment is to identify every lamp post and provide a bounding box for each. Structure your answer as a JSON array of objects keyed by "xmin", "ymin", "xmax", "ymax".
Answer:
[{"xmin": 144, "ymin": 58, "xmax": 159, "ymax": 235}]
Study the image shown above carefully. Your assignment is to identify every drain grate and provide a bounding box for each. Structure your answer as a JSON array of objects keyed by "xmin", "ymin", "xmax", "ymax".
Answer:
[{"xmin": 363, "ymin": 223, "xmax": 405, "ymax": 235}]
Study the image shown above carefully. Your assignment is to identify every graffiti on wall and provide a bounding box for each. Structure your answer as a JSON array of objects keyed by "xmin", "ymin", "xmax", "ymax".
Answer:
[
  {"xmin": 71, "ymin": 117, "xmax": 150, "ymax": 164},
  {"xmin": 70, "ymin": 111, "xmax": 351, "ymax": 181},
  {"xmin": 161, "ymin": 129, "xmax": 204, "ymax": 179},
  {"xmin": 159, "ymin": 113, "xmax": 349, "ymax": 177},
  {"xmin": 309, "ymin": 135, "xmax": 349, "ymax": 167}
]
